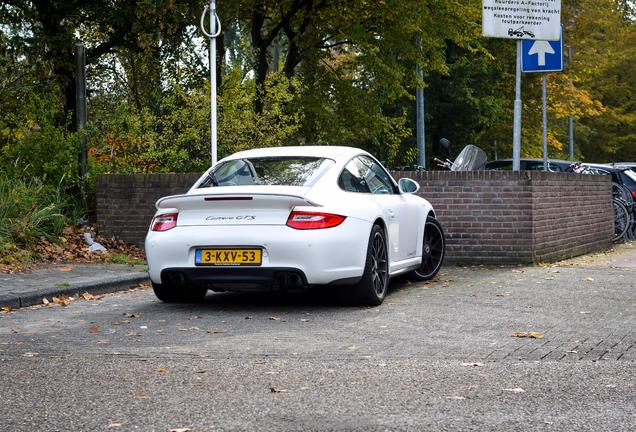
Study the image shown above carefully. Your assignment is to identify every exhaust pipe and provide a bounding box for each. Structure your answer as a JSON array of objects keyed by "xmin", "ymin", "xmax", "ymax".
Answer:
[{"xmin": 273, "ymin": 272, "xmax": 304, "ymax": 289}]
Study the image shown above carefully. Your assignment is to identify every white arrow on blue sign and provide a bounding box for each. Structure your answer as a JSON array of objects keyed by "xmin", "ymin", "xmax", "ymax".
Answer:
[{"xmin": 522, "ymin": 25, "xmax": 564, "ymax": 73}]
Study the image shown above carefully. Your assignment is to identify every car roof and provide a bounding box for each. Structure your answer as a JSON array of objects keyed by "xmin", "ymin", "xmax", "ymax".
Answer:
[
  {"xmin": 581, "ymin": 163, "xmax": 623, "ymax": 172},
  {"xmin": 486, "ymin": 158, "xmax": 571, "ymax": 164},
  {"xmin": 223, "ymin": 146, "xmax": 365, "ymax": 161}
]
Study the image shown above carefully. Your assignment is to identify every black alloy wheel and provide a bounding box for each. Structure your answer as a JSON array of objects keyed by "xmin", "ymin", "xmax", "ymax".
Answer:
[
  {"xmin": 371, "ymin": 229, "xmax": 389, "ymax": 297},
  {"xmin": 408, "ymin": 216, "xmax": 445, "ymax": 282},
  {"xmin": 350, "ymin": 224, "xmax": 389, "ymax": 306}
]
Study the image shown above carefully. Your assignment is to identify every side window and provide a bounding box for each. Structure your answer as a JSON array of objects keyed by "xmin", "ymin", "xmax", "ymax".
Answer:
[
  {"xmin": 486, "ymin": 161, "xmax": 513, "ymax": 171},
  {"xmin": 358, "ymin": 156, "xmax": 394, "ymax": 194},
  {"xmin": 338, "ymin": 159, "xmax": 371, "ymax": 193},
  {"xmin": 338, "ymin": 156, "xmax": 394, "ymax": 194}
]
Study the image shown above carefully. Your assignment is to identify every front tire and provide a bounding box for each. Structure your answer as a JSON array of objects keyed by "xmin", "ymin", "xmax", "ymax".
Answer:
[
  {"xmin": 408, "ymin": 216, "xmax": 445, "ymax": 282},
  {"xmin": 152, "ymin": 282, "xmax": 208, "ymax": 303},
  {"xmin": 350, "ymin": 224, "xmax": 389, "ymax": 306}
]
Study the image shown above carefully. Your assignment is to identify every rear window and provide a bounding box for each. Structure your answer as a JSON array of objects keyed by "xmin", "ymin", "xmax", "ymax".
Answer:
[{"xmin": 198, "ymin": 157, "xmax": 334, "ymax": 188}]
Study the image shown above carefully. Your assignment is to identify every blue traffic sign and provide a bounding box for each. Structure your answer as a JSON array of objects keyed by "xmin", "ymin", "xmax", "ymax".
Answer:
[{"xmin": 522, "ymin": 26, "xmax": 564, "ymax": 73}]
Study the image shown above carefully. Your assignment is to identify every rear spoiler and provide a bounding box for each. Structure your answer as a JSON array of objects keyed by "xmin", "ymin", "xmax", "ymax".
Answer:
[{"xmin": 156, "ymin": 193, "xmax": 321, "ymax": 210}]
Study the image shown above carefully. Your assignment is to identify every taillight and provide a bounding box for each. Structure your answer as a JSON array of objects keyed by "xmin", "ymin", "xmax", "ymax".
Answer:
[
  {"xmin": 151, "ymin": 213, "xmax": 178, "ymax": 231},
  {"xmin": 632, "ymin": 190, "xmax": 636, "ymax": 199},
  {"xmin": 286, "ymin": 211, "xmax": 346, "ymax": 230}
]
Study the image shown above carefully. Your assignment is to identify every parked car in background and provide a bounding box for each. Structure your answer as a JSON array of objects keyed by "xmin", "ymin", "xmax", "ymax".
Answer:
[
  {"xmin": 485, "ymin": 158, "xmax": 572, "ymax": 172},
  {"xmin": 145, "ymin": 146, "xmax": 445, "ymax": 306},
  {"xmin": 581, "ymin": 163, "xmax": 636, "ymax": 199},
  {"xmin": 607, "ymin": 162, "xmax": 636, "ymax": 170}
]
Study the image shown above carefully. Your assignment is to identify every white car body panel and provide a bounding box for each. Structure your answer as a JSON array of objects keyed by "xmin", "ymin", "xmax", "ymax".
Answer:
[{"xmin": 145, "ymin": 146, "xmax": 436, "ymax": 287}]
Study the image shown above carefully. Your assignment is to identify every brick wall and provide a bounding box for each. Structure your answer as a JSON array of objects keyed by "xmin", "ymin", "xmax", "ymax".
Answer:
[
  {"xmin": 394, "ymin": 171, "xmax": 613, "ymax": 264},
  {"xmin": 97, "ymin": 171, "xmax": 613, "ymax": 264},
  {"xmin": 530, "ymin": 172, "xmax": 613, "ymax": 262},
  {"xmin": 96, "ymin": 173, "xmax": 201, "ymax": 246}
]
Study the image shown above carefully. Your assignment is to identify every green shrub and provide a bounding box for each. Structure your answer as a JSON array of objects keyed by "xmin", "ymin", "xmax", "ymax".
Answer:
[{"xmin": 0, "ymin": 175, "xmax": 66, "ymax": 248}]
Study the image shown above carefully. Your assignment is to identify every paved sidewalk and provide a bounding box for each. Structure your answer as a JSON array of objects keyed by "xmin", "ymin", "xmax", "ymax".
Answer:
[{"xmin": 0, "ymin": 263, "xmax": 149, "ymax": 309}]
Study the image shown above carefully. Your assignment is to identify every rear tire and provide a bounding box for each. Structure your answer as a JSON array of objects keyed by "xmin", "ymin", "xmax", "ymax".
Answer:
[
  {"xmin": 152, "ymin": 282, "xmax": 208, "ymax": 303},
  {"xmin": 408, "ymin": 216, "xmax": 445, "ymax": 282},
  {"xmin": 349, "ymin": 224, "xmax": 389, "ymax": 306}
]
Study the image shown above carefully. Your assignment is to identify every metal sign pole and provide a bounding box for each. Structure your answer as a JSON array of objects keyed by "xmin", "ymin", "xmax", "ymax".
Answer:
[
  {"xmin": 542, "ymin": 73, "xmax": 548, "ymax": 171},
  {"xmin": 416, "ymin": 63, "xmax": 425, "ymax": 169},
  {"xmin": 200, "ymin": 0, "xmax": 221, "ymax": 166},
  {"xmin": 512, "ymin": 39, "xmax": 522, "ymax": 172},
  {"xmin": 567, "ymin": 45, "xmax": 574, "ymax": 161},
  {"xmin": 415, "ymin": 35, "xmax": 425, "ymax": 169}
]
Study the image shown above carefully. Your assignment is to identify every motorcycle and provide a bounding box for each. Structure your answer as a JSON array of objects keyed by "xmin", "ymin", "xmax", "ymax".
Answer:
[{"xmin": 434, "ymin": 139, "xmax": 488, "ymax": 171}]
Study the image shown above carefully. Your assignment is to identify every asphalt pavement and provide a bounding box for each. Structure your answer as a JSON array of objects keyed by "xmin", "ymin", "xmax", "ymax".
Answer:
[{"xmin": 0, "ymin": 244, "xmax": 634, "ymax": 431}]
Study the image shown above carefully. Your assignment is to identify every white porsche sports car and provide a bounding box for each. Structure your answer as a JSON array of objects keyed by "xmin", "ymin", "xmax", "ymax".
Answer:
[{"xmin": 145, "ymin": 146, "xmax": 445, "ymax": 305}]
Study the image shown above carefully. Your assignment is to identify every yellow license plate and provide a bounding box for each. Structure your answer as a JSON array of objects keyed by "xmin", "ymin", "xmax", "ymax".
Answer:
[{"xmin": 196, "ymin": 248, "xmax": 262, "ymax": 266}]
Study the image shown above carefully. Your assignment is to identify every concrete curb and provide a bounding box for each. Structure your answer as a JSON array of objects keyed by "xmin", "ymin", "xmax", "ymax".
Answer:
[{"xmin": 1, "ymin": 273, "xmax": 150, "ymax": 309}]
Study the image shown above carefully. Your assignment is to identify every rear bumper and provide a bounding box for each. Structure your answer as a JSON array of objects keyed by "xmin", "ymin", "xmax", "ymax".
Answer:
[{"xmin": 145, "ymin": 219, "xmax": 370, "ymax": 285}]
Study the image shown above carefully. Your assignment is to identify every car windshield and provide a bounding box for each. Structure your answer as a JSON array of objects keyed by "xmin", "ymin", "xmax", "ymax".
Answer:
[
  {"xmin": 624, "ymin": 169, "xmax": 636, "ymax": 183},
  {"xmin": 198, "ymin": 157, "xmax": 334, "ymax": 188}
]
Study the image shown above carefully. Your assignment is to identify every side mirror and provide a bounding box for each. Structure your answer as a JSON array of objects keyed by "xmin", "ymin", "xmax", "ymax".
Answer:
[{"xmin": 398, "ymin": 178, "xmax": 420, "ymax": 194}]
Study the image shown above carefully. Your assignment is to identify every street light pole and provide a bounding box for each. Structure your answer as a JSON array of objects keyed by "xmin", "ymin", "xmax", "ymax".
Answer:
[{"xmin": 200, "ymin": 0, "xmax": 221, "ymax": 166}]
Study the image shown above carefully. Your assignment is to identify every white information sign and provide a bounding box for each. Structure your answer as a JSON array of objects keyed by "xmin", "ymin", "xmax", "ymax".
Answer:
[{"xmin": 483, "ymin": 0, "xmax": 561, "ymax": 41}]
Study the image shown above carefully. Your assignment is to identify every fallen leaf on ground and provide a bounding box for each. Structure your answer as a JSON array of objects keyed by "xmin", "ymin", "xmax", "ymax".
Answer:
[
  {"xmin": 107, "ymin": 423, "xmax": 122, "ymax": 428},
  {"xmin": 207, "ymin": 327, "xmax": 227, "ymax": 334},
  {"xmin": 446, "ymin": 396, "xmax": 466, "ymax": 400},
  {"xmin": 585, "ymin": 277, "xmax": 594, "ymax": 282},
  {"xmin": 59, "ymin": 267, "xmax": 73, "ymax": 272},
  {"xmin": 22, "ymin": 352, "xmax": 38, "ymax": 357},
  {"xmin": 88, "ymin": 325, "xmax": 101, "ymax": 334},
  {"xmin": 503, "ymin": 388, "xmax": 526, "ymax": 393},
  {"xmin": 52, "ymin": 296, "xmax": 72, "ymax": 306},
  {"xmin": 300, "ymin": 319, "xmax": 309, "ymax": 322},
  {"xmin": 461, "ymin": 362, "xmax": 485, "ymax": 367},
  {"xmin": 1, "ymin": 306, "xmax": 11, "ymax": 312},
  {"xmin": 81, "ymin": 292, "xmax": 95, "ymax": 301},
  {"xmin": 244, "ymin": 315, "xmax": 252, "ymax": 320},
  {"xmin": 496, "ymin": 292, "xmax": 512, "ymax": 297},
  {"xmin": 155, "ymin": 367, "xmax": 167, "ymax": 373},
  {"xmin": 189, "ymin": 315, "xmax": 201, "ymax": 320},
  {"xmin": 511, "ymin": 331, "xmax": 545, "ymax": 339},
  {"xmin": 42, "ymin": 298, "xmax": 50, "ymax": 305},
  {"xmin": 269, "ymin": 316, "xmax": 281, "ymax": 321},
  {"xmin": 169, "ymin": 428, "xmax": 192, "ymax": 432},
  {"xmin": 270, "ymin": 387, "xmax": 287, "ymax": 393},
  {"xmin": 512, "ymin": 269, "xmax": 525, "ymax": 273},
  {"xmin": 123, "ymin": 312, "xmax": 141, "ymax": 318},
  {"xmin": 97, "ymin": 339, "xmax": 109, "ymax": 344}
]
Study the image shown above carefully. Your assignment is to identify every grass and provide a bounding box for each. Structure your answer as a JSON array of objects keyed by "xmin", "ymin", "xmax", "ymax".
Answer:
[
  {"xmin": 109, "ymin": 253, "xmax": 146, "ymax": 266},
  {"xmin": 0, "ymin": 175, "xmax": 66, "ymax": 249}
]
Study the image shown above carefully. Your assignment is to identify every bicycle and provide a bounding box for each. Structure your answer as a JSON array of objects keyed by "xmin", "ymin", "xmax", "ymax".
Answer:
[{"xmin": 612, "ymin": 182, "xmax": 635, "ymax": 242}]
